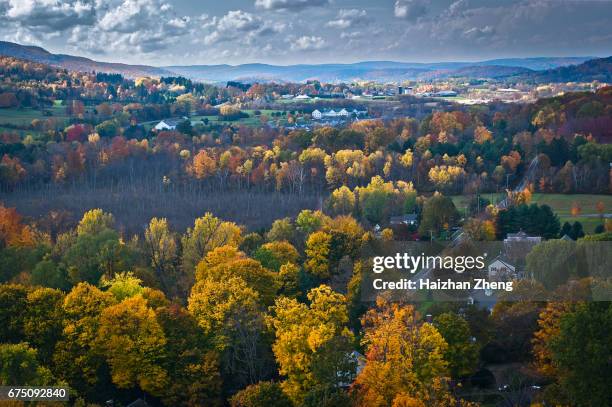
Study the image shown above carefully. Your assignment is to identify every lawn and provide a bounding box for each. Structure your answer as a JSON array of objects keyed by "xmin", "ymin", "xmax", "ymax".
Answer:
[
  {"xmin": 0, "ymin": 105, "xmax": 69, "ymax": 127},
  {"xmin": 452, "ymin": 193, "xmax": 611, "ymax": 233},
  {"xmin": 530, "ymin": 193, "xmax": 611, "ymax": 232}
]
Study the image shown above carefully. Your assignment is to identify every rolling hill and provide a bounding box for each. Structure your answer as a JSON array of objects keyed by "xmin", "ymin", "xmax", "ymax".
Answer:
[
  {"xmin": 0, "ymin": 41, "xmax": 171, "ymax": 78},
  {"xmin": 0, "ymin": 41, "xmax": 604, "ymax": 83},
  {"xmin": 511, "ymin": 56, "xmax": 612, "ymax": 83}
]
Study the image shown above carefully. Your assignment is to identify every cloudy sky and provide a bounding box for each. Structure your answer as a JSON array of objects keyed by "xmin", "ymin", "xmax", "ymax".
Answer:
[{"xmin": 0, "ymin": 0, "xmax": 611, "ymax": 66}]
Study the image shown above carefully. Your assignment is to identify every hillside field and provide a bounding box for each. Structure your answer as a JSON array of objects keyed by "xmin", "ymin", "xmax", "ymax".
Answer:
[{"xmin": 452, "ymin": 193, "xmax": 612, "ymax": 233}]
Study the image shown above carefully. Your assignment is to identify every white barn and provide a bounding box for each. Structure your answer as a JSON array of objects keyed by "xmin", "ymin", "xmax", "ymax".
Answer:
[{"xmin": 154, "ymin": 118, "xmax": 184, "ymax": 131}]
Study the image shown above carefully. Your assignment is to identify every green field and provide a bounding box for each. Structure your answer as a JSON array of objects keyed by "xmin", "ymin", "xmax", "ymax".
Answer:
[
  {"xmin": 531, "ymin": 193, "xmax": 611, "ymax": 232},
  {"xmin": 142, "ymin": 109, "xmax": 292, "ymax": 130},
  {"xmin": 452, "ymin": 193, "xmax": 611, "ymax": 233},
  {"xmin": 0, "ymin": 105, "xmax": 69, "ymax": 127}
]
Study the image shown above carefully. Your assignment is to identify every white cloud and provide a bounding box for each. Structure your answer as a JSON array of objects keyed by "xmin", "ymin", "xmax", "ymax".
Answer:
[
  {"xmin": 203, "ymin": 9, "xmax": 284, "ymax": 46},
  {"xmin": 394, "ymin": 0, "xmax": 428, "ymax": 21},
  {"xmin": 290, "ymin": 35, "xmax": 325, "ymax": 51},
  {"xmin": 204, "ymin": 10, "xmax": 256, "ymax": 45},
  {"xmin": 462, "ymin": 25, "xmax": 495, "ymax": 41},
  {"xmin": 98, "ymin": 0, "xmax": 161, "ymax": 33},
  {"xmin": 0, "ymin": 0, "xmax": 97, "ymax": 31},
  {"xmin": 69, "ymin": 0, "xmax": 194, "ymax": 54},
  {"xmin": 327, "ymin": 9, "xmax": 369, "ymax": 29},
  {"xmin": 255, "ymin": 0, "xmax": 329, "ymax": 11}
]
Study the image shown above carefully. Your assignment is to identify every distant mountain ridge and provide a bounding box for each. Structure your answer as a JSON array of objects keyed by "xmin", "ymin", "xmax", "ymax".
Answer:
[
  {"xmin": 0, "ymin": 41, "xmax": 605, "ymax": 83},
  {"xmin": 512, "ymin": 56, "xmax": 612, "ymax": 83},
  {"xmin": 165, "ymin": 58, "xmax": 592, "ymax": 83},
  {"xmin": 0, "ymin": 41, "xmax": 171, "ymax": 78}
]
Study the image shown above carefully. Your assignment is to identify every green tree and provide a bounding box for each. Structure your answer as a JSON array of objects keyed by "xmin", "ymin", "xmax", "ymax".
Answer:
[
  {"xmin": 496, "ymin": 204, "xmax": 560, "ymax": 240},
  {"xmin": 23, "ymin": 287, "xmax": 65, "ymax": 363},
  {"xmin": 155, "ymin": 304, "xmax": 223, "ymax": 407},
  {"xmin": 433, "ymin": 313, "xmax": 479, "ymax": 378},
  {"xmin": 548, "ymin": 302, "xmax": 611, "ymax": 407},
  {"xmin": 101, "ymin": 271, "xmax": 144, "ymax": 300},
  {"xmin": 0, "ymin": 343, "xmax": 54, "ymax": 385},
  {"xmin": 418, "ymin": 192, "xmax": 460, "ymax": 238},
  {"xmin": 31, "ymin": 259, "xmax": 71, "ymax": 290},
  {"xmin": 526, "ymin": 240, "xmax": 577, "ymax": 289},
  {"xmin": 95, "ymin": 120, "xmax": 119, "ymax": 138},
  {"xmin": 296, "ymin": 210, "xmax": 328, "ymax": 235},
  {"xmin": 0, "ymin": 284, "xmax": 29, "ymax": 342},
  {"xmin": 266, "ymin": 217, "xmax": 296, "ymax": 244},
  {"xmin": 63, "ymin": 228, "xmax": 132, "ymax": 284}
]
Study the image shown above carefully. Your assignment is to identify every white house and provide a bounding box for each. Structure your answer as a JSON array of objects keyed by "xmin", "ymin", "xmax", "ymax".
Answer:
[
  {"xmin": 154, "ymin": 118, "xmax": 183, "ymax": 131},
  {"xmin": 338, "ymin": 108, "xmax": 349, "ymax": 117},
  {"xmin": 434, "ymin": 90, "xmax": 458, "ymax": 97},
  {"xmin": 312, "ymin": 109, "xmax": 322, "ymax": 119},
  {"xmin": 390, "ymin": 214, "xmax": 418, "ymax": 227},
  {"xmin": 487, "ymin": 256, "xmax": 516, "ymax": 282}
]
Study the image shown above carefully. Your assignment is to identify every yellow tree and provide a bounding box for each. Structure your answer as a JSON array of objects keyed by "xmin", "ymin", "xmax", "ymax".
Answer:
[
  {"xmin": 76, "ymin": 209, "xmax": 114, "ymax": 236},
  {"xmin": 268, "ymin": 285, "xmax": 354, "ymax": 404},
  {"xmin": 188, "ymin": 276, "xmax": 268, "ymax": 390},
  {"xmin": 254, "ymin": 241, "xmax": 299, "ymax": 271},
  {"xmin": 352, "ymin": 297, "xmax": 450, "ymax": 407},
  {"xmin": 400, "ymin": 149, "xmax": 414, "ymax": 168},
  {"xmin": 144, "ymin": 217, "xmax": 178, "ymax": 292},
  {"xmin": 97, "ymin": 295, "xmax": 168, "ymax": 396},
  {"xmin": 53, "ymin": 283, "xmax": 117, "ymax": 395},
  {"xmin": 532, "ymin": 301, "xmax": 576, "ymax": 377},
  {"xmin": 195, "ymin": 245, "xmax": 277, "ymax": 305},
  {"xmin": 0, "ymin": 204, "xmax": 34, "ymax": 248},
  {"xmin": 189, "ymin": 149, "xmax": 217, "ymax": 179},
  {"xmin": 305, "ymin": 231, "xmax": 332, "ymax": 279},
  {"xmin": 473, "ymin": 125, "xmax": 492, "ymax": 144},
  {"xmin": 181, "ymin": 213, "xmax": 242, "ymax": 275},
  {"xmin": 329, "ymin": 186, "xmax": 356, "ymax": 215}
]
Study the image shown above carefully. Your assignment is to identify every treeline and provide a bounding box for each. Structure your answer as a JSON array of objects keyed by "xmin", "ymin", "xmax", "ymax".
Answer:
[
  {"xmin": 2, "ymin": 113, "xmax": 610, "ymax": 196},
  {"xmin": 1, "ymin": 203, "xmax": 611, "ymax": 406}
]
